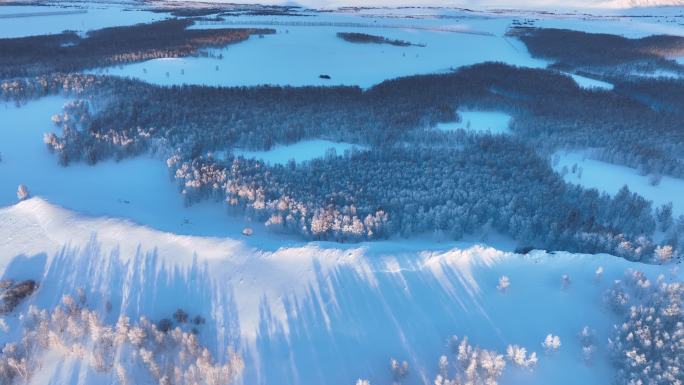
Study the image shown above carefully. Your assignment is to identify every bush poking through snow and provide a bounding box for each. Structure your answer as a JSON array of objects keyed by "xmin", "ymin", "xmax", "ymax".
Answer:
[
  {"xmin": 561, "ymin": 274, "xmax": 571, "ymax": 290},
  {"xmin": 595, "ymin": 266, "xmax": 604, "ymax": 283},
  {"xmin": 541, "ymin": 334, "xmax": 561, "ymax": 354},
  {"xmin": 173, "ymin": 309, "xmax": 189, "ymax": 324},
  {"xmin": 497, "ymin": 276, "xmax": 510, "ymax": 293},
  {"xmin": 16, "ymin": 184, "xmax": 30, "ymax": 201},
  {"xmin": 390, "ymin": 358, "xmax": 409, "ymax": 381},
  {"xmin": 577, "ymin": 326, "xmax": 596, "ymax": 364}
]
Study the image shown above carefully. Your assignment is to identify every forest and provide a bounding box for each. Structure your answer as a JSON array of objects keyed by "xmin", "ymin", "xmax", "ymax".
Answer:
[
  {"xmin": 0, "ymin": 19, "xmax": 273, "ymax": 78},
  {"xmin": 511, "ymin": 27, "xmax": 684, "ymax": 75},
  {"xmin": 0, "ymin": 22, "xmax": 682, "ymax": 260}
]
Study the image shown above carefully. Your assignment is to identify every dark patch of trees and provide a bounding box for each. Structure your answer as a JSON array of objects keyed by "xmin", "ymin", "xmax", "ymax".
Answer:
[
  {"xmin": 0, "ymin": 279, "xmax": 37, "ymax": 314},
  {"xmin": 337, "ymin": 32, "xmax": 422, "ymax": 47},
  {"xmin": 0, "ymin": 19, "xmax": 274, "ymax": 78},
  {"xmin": 511, "ymin": 27, "xmax": 684, "ymax": 75}
]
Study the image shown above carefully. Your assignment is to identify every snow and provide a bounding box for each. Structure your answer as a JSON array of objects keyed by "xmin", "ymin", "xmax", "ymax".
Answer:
[
  {"xmin": 553, "ymin": 150, "xmax": 684, "ymax": 216},
  {"xmin": 436, "ymin": 110, "xmax": 512, "ymax": 134},
  {"xmin": 567, "ymin": 73, "xmax": 614, "ymax": 90},
  {"xmin": 0, "ymin": 4, "xmax": 166, "ymax": 39},
  {"xmin": 0, "ymin": 197, "xmax": 677, "ymax": 385},
  {"xmin": 98, "ymin": 12, "xmax": 548, "ymax": 88},
  {"xmin": 0, "ymin": 97, "xmax": 288, "ymax": 244},
  {"xmin": 231, "ymin": 140, "xmax": 365, "ymax": 165}
]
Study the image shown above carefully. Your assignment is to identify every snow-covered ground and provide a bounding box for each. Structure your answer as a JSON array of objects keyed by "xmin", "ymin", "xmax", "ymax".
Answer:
[
  {"xmin": 97, "ymin": 12, "xmax": 548, "ymax": 88},
  {"xmin": 0, "ymin": 4, "xmax": 166, "ymax": 38},
  {"xmin": 553, "ymin": 150, "xmax": 684, "ymax": 216},
  {"xmin": 0, "ymin": 97, "xmax": 288, "ymax": 243},
  {"xmin": 1, "ymin": 4, "xmax": 684, "ymax": 384},
  {"xmin": 231, "ymin": 140, "xmax": 365, "ymax": 165},
  {"xmin": 567, "ymin": 73, "xmax": 614, "ymax": 90},
  {"xmin": 437, "ymin": 110, "xmax": 512, "ymax": 134},
  {"xmin": 0, "ymin": 197, "xmax": 677, "ymax": 385}
]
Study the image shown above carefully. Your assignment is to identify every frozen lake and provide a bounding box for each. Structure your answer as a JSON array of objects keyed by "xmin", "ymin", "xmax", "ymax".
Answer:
[{"xmin": 437, "ymin": 110, "xmax": 512, "ymax": 134}]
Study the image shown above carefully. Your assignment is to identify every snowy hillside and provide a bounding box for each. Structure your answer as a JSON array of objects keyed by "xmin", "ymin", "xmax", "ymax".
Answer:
[{"xmin": 0, "ymin": 198, "xmax": 679, "ymax": 385}]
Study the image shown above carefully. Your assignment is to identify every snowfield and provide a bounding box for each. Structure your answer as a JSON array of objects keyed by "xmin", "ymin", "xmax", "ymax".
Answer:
[
  {"xmin": 99, "ymin": 13, "xmax": 549, "ymax": 88},
  {"xmin": 0, "ymin": 5, "xmax": 166, "ymax": 39},
  {"xmin": 554, "ymin": 150, "xmax": 684, "ymax": 216},
  {"xmin": 231, "ymin": 140, "xmax": 365, "ymax": 165},
  {"xmin": 0, "ymin": 197, "xmax": 677, "ymax": 385},
  {"xmin": 436, "ymin": 110, "xmax": 512, "ymax": 134},
  {"xmin": 567, "ymin": 73, "xmax": 614, "ymax": 90}
]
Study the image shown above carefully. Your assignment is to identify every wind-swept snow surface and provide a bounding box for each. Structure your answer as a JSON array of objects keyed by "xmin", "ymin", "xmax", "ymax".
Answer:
[{"xmin": 0, "ymin": 198, "xmax": 677, "ymax": 385}]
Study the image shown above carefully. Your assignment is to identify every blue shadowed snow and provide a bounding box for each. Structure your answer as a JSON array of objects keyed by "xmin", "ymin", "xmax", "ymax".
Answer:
[
  {"xmin": 232, "ymin": 140, "xmax": 365, "ymax": 165},
  {"xmin": 436, "ymin": 110, "xmax": 512, "ymax": 134}
]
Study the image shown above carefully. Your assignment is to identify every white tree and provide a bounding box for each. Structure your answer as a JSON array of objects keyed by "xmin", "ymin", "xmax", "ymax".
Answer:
[
  {"xmin": 16, "ymin": 184, "xmax": 30, "ymax": 201},
  {"xmin": 506, "ymin": 345, "xmax": 537, "ymax": 369},
  {"xmin": 654, "ymin": 245, "xmax": 673, "ymax": 263},
  {"xmin": 497, "ymin": 276, "xmax": 510, "ymax": 292},
  {"xmin": 356, "ymin": 379, "xmax": 370, "ymax": 385},
  {"xmin": 541, "ymin": 334, "xmax": 561, "ymax": 354}
]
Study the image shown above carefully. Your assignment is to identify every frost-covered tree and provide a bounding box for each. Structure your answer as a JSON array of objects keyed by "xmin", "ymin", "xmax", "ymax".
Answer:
[
  {"xmin": 606, "ymin": 270, "xmax": 684, "ymax": 385},
  {"xmin": 16, "ymin": 184, "xmax": 30, "ymax": 201},
  {"xmin": 497, "ymin": 276, "xmax": 510, "ymax": 293},
  {"xmin": 541, "ymin": 334, "xmax": 561, "ymax": 354},
  {"xmin": 654, "ymin": 245, "xmax": 674, "ymax": 264},
  {"xmin": 506, "ymin": 345, "xmax": 537, "ymax": 369}
]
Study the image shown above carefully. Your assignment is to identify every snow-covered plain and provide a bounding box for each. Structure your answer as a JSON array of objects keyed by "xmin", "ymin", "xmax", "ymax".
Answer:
[
  {"xmin": 0, "ymin": 4, "xmax": 166, "ymax": 38},
  {"xmin": 231, "ymin": 140, "xmax": 365, "ymax": 165},
  {"xmin": 553, "ymin": 150, "xmax": 684, "ymax": 216},
  {"xmin": 436, "ymin": 110, "xmax": 512, "ymax": 134},
  {"xmin": 98, "ymin": 12, "xmax": 549, "ymax": 88},
  {"xmin": 0, "ymin": 197, "xmax": 678, "ymax": 385}
]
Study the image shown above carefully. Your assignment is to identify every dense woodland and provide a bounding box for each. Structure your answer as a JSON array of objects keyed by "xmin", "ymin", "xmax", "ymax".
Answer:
[
  {"xmin": 0, "ymin": 19, "xmax": 273, "ymax": 78},
  {"xmin": 336, "ymin": 32, "xmax": 420, "ymax": 47},
  {"xmin": 511, "ymin": 27, "xmax": 684, "ymax": 75},
  {"xmin": 0, "ymin": 22, "xmax": 682, "ymax": 259}
]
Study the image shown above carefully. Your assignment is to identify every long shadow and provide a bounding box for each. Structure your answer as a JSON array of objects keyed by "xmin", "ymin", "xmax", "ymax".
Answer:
[{"xmin": 249, "ymin": 252, "xmax": 503, "ymax": 385}]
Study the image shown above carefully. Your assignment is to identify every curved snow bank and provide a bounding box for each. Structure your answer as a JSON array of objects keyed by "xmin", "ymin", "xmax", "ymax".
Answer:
[{"xmin": 0, "ymin": 198, "xmax": 677, "ymax": 385}]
